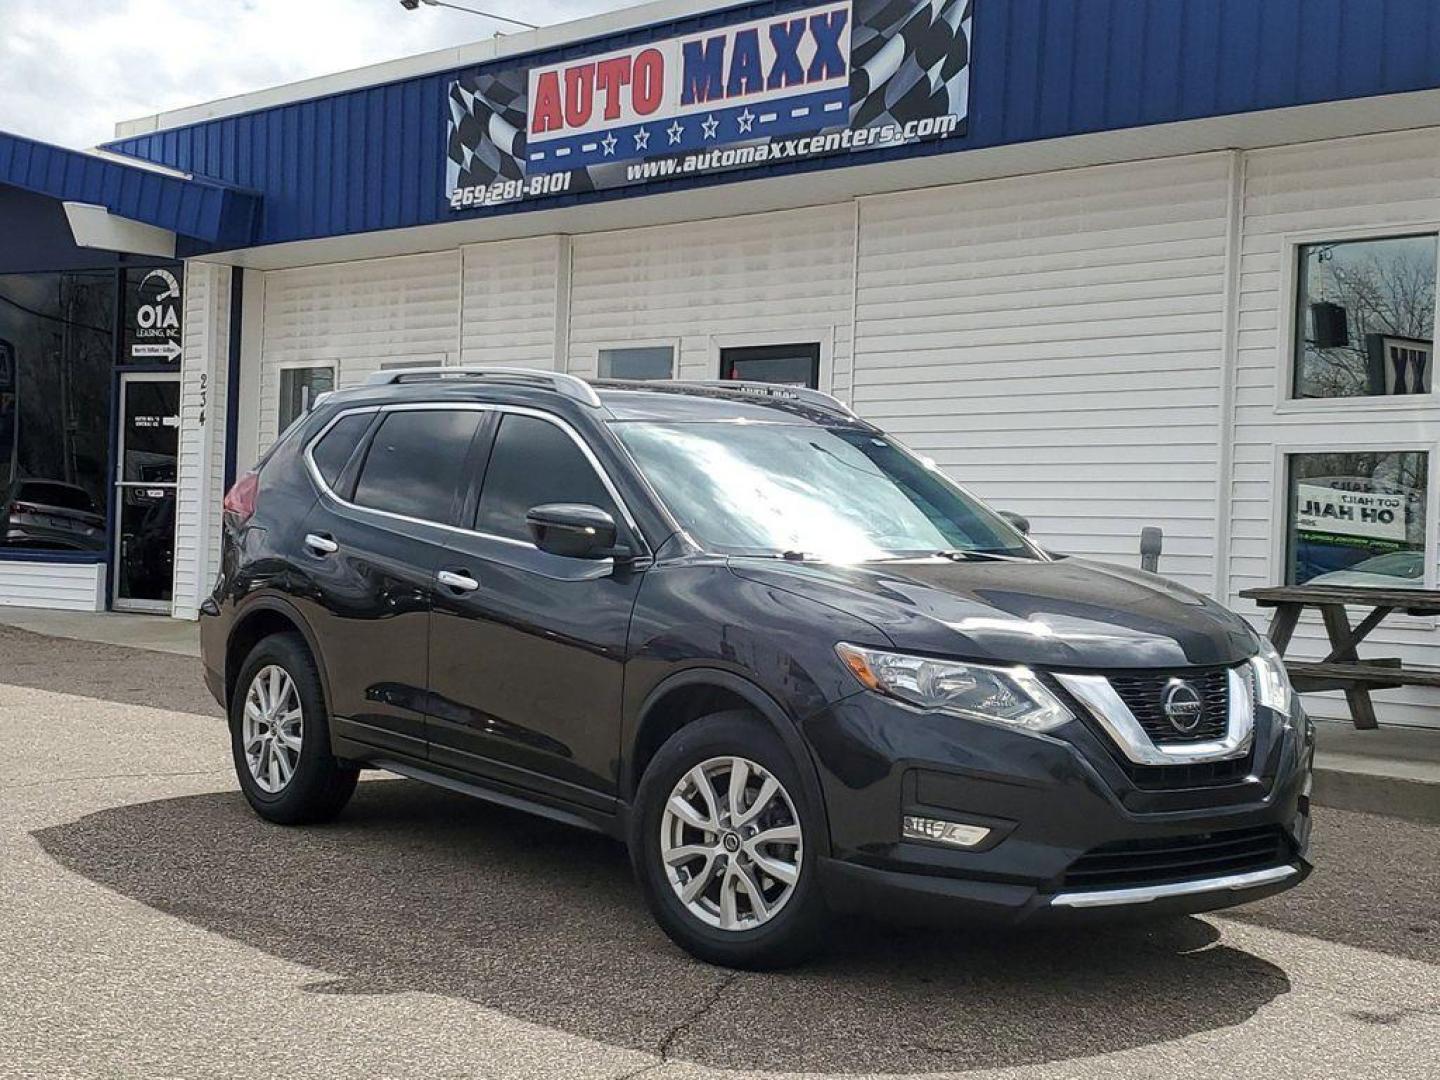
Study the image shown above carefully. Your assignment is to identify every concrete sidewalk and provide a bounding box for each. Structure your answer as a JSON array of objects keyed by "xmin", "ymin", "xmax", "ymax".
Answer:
[
  {"xmin": 0, "ymin": 607, "xmax": 200, "ymax": 657},
  {"xmin": 1314, "ymin": 720, "xmax": 1440, "ymax": 825}
]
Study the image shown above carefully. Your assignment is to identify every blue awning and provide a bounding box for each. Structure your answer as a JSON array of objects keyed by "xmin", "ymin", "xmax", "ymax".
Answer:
[{"xmin": 0, "ymin": 129, "xmax": 259, "ymax": 251}]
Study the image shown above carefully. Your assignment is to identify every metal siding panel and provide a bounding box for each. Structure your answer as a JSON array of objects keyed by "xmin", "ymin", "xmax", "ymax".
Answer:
[
  {"xmin": 95, "ymin": 0, "xmax": 1440, "ymax": 248},
  {"xmin": 1255, "ymin": 0, "xmax": 1301, "ymax": 111},
  {"xmin": 1037, "ymin": 0, "xmax": 1077, "ymax": 136},
  {"xmin": 400, "ymin": 80, "xmax": 421, "ymax": 224},
  {"xmin": 1003, "ymin": 0, "xmax": 1042, "ymax": 142},
  {"xmin": 1066, "ymin": 0, "xmax": 1111, "ymax": 134},
  {"xmin": 330, "ymin": 98, "xmax": 348, "ymax": 237},
  {"xmin": 1104, "ymin": 0, "xmax": 1143, "ymax": 130},
  {"xmin": 368, "ymin": 87, "xmax": 389, "ymax": 231},
  {"xmin": 1339, "ymin": 0, "xmax": 1386, "ymax": 99},
  {"xmin": 1296, "ymin": 0, "xmax": 1343, "ymax": 102},
  {"xmin": 1139, "ymin": 0, "xmax": 1182, "ymax": 124}
]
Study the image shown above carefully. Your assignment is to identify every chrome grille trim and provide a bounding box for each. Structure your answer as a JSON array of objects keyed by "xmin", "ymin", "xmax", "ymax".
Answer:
[
  {"xmin": 1054, "ymin": 666, "xmax": 1256, "ymax": 766},
  {"xmin": 1050, "ymin": 864, "xmax": 1298, "ymax": 908}
]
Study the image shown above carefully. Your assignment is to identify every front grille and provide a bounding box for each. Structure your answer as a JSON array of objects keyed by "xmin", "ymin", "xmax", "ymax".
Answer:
[
  {"xmin": 1061, "ymin": 825, "xmax": 1289, "ymax": 890},
  {"xmin": 1109, "ymin": 668, "xmax": 1232, "ymax": 744},
  {"xmin": 1118, "ymin": 753, "xmax": 1254, "ymax": 791}
]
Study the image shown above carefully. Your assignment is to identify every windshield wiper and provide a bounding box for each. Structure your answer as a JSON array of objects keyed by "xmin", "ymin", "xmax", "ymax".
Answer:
[{"xmin": 933, "ymin": 549, "xmax": 1015, "ymax": 562}]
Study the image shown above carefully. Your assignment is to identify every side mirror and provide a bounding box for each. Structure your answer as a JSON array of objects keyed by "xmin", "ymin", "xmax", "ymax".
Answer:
[
  {"xmin": 999, "ymin": 510, "xmax": 1031, "ymax": 535},
  {"xmin": 526, "ymin": 503, "xmax": 625, "ymax": 560}
]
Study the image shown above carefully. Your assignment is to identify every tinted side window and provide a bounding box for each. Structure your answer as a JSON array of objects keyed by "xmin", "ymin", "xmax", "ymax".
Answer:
[
  {"xmin": 475, "ymin": 414, "xmax": 618, "ymax": 542},
  {"xmin": 311, "ymin": 413, "xmax": 373, "ymax": 491},
  {"xmin": 353, "ymin": 410, "xmax": 483, "ymax": 524}
]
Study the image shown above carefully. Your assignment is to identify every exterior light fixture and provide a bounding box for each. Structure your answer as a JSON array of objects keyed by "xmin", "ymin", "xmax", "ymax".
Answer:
[{"xmin": 902, "ymin": 815, "xmax": 992, "ymax": 849}]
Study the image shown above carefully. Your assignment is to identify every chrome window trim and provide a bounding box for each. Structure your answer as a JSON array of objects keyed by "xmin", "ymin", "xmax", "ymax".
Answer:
[
  {"xmin": 1053, "ymin": 666, "xmax": 1256, "ymax": 765},
  {"xmin": 1050, "ymin": 864, "xmax": 1297, "ymax": 909},
  {"xmin": 303, "ymin": 401, "xmax": 650, "ymax": 557}
]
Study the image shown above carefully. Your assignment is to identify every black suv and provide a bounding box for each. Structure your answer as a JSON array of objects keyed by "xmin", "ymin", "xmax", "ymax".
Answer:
[{"xmin": 202, "ymin": 367, "xmax": 1313, "ymax": 968}]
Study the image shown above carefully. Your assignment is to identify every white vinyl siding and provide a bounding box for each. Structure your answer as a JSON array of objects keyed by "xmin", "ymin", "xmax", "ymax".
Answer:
[
  {"xmin": 0, "ymin": 562, "xmax": 105, "ymax": 612},
  {"xmin": 172, "ymin": 261, "xmax": 231, "ymax": 620},
  {"xmin": 566, "ymin": 204, "xmax": 856, "ymax": 395},
  {"xmin": 1228, "ymin": 128, "xmax": 1440, "ymax": 729},
  {"xmin": 256, "ymin": 252, "xmax": 460, "ymax": 449},
  {"xmin": 460, "ymin": 236, "xmax": 569, "ymax": 369},
  {"xmin": 853, "ymin": 154, "xmax": 1234, "ymax": 595}
]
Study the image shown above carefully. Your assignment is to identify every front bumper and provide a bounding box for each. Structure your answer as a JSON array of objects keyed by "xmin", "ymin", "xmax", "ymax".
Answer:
[{"xmin": 802, "ymin": 689, "xmax": 1314, "ymax": 925}]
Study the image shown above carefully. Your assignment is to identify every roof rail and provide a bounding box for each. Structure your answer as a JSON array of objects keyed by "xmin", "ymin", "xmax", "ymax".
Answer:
[
  {"xmin": 684, "ymin": 380, "xmax": 859, "ymax": 420},
  {"xmin": 364, "ymin": 366, "xmax": 602, "ymax": 408}
]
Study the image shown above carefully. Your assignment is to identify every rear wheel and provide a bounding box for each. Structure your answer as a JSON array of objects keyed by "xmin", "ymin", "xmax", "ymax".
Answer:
[
  {"xmin": 229, "ymin": 633, "xmax": 357, "ymax": 825},
  {"xmin": 631, "ymin": 711, "xmax": 828, "ymax": 969}
]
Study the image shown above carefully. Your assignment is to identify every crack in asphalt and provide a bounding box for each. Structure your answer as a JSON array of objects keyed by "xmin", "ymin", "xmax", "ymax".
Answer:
[{"xmin": 616, "ymin": 971, "xmax": 742, "ymax": 1079}]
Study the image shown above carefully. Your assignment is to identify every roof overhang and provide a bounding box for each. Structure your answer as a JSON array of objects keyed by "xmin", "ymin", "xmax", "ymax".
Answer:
[
  {"xmin": 198, "ymin": 85, "xmax": 1440, "ymax": 273},
  {"xmin": 0, "ymin": 129, "xmax": 259, "ymax": 254},
  {"xmin": 63, "ymin": 202, "xmax": 176, "ymax": 259}
]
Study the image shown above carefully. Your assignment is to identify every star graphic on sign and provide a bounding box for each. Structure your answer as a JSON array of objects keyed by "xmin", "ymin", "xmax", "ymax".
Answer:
[
  {"xmin": 601, "ymin": 132, "xmax": 618, "ymax": 156},
  {"xmin": 667, "ymin": 120, "xmax": 685, "ymax": 145},
  {"xmin": 737, "ymin": 108, "xmax": 756, "ymax": 134},
  {"xmin": 634, "ymin": 126, "xmax": 651, "ymax": 151},
  {"xmin": 701, "ymin": 114, "xmax": 720, "ymax": 140}
]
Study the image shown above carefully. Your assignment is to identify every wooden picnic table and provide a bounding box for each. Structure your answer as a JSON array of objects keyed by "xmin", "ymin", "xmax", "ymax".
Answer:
[{"xmin": 1240, "ymin": 585, "xmax": 1440, "ymax": 729}]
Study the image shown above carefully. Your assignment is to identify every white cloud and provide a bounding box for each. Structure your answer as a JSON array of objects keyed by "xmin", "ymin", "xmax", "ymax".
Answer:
[{"xmin": 0, "ymin": 0, "xmax": 625, "ymax": 149}]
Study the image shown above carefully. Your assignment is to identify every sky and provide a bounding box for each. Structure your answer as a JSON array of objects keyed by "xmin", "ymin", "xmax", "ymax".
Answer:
[{"xmin": 0, "ymin": 0, "xmax": 627, "ymax": 150}]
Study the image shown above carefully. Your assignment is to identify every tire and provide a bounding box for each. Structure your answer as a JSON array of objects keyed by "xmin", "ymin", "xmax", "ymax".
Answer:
[
  {"xmin": 630, "ymin": 710, "xmax": 829, "ymax": 969},
  {"xmin": 229, "ymin": 632, "xmax": 358, "ymax": 825}
]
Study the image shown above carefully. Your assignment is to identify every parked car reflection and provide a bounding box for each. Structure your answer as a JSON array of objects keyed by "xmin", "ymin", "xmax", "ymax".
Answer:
[
  {"xmin": 1306, "ymin": 550, "xmax": 1426, "ymax": 589},
  {"xmin": 0, "ymin": 479, "xmax": 105, "ymax": 552}
]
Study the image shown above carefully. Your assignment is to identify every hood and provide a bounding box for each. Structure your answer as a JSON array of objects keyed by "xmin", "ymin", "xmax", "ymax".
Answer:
[{"xmin": 728, "ymin": 555, "xmax": 1259, "ymax": 670}]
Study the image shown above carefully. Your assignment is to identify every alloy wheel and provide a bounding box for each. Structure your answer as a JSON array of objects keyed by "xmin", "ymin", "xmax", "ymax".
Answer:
[
  {"xmin": 659, "ymin": 755, "xmax": 803, "ymax": 931},
  {"xmin": 242, "ymin": 664, "xmax": 303, "ymax": 793}
]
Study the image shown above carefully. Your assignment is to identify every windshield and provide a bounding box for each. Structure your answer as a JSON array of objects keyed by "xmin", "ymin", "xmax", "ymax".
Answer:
[{"xmin": 613, "ymin": 420, "xmax": 1035, "ymax": 562}]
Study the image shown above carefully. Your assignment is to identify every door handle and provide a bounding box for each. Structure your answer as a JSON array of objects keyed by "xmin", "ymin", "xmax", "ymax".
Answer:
[
  {"xmin": 437, "ymin": 569, "xmax": 480, "ymax": 593},
  {"xmin": 304, "ymin": 533, "xmax": 339, "ymax": 556}
]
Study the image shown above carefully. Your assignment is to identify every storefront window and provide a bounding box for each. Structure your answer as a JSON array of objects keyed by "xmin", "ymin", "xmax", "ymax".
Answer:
[
  {"xmin": 0, "ymin": 271, "xmax": 115, "ymax": 554},
  {"xmin": 720, "ymin": 343, "xmax": 821, "ymax": 388},
  {"xmin": 1293, "ymin": 235, "xmax": 1436, "ymax": 399},
  {"xmin": 598, "ymin": 346, "xmax": 675, "ymax": 380},
  {"xmin": 279, "ymin": 366, "xmax": 335, "ymax": 431},
  {"xmin": 1287, "ymin": 451, "xmax": 1429, "ymax": 587}
]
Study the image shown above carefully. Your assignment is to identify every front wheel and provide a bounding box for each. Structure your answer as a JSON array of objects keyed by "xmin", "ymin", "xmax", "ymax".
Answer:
[
  {"xmin": 229, "ymin": 633, "xmax": 357, "ymax": 825},
  {"xmin": 630, "ymin": 711, "xmax": 829, "ymax": 969}
]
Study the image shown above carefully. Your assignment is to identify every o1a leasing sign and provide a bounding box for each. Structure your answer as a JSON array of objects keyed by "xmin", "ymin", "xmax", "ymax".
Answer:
[{"xmin": 445, "ymin": 0, "xmax": 972, "ymax": 210}]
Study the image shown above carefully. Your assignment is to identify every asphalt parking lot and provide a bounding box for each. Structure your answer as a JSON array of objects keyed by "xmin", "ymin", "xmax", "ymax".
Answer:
[{"xmin": 2, "ymin": 624, "xmax": 1437, "ymax": 1080}]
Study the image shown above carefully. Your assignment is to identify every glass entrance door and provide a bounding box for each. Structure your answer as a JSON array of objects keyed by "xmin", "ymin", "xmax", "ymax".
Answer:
[{"xmin": 113, "ymin": 373, "xmax": 180, "ymax": 612}]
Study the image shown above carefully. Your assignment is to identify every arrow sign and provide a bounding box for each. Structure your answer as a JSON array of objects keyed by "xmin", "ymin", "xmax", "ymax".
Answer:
[{"xmin": 132, "ymin": 341, "xmax": 182, "ymax": 362}]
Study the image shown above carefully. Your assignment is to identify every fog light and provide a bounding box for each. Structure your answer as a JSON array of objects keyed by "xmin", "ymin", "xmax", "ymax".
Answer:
[{"xmin": 902, "ymin": 815, "xmax": 991, "ymax": 848}]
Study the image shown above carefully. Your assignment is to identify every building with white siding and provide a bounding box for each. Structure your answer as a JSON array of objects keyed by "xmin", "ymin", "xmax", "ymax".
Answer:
[{"xmin": 4, "ymin": 0, "xmax": 1440, "ymax": 728}]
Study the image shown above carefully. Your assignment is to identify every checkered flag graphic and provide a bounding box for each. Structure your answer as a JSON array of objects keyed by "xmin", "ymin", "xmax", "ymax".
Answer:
[
  {"xmin": 447, "ymin": 69, "xmax": 595, "ymax": 196},
  {"xmin": 850, "ymin": 0, "xmax": 972, "ymax": 131}
]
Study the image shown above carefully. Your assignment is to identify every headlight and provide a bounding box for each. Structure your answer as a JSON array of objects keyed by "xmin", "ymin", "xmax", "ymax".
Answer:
[
  {"xmin": 835, "ymin": 643, "xmax": 1073, "ymax": 733},
  {"xmin": 1250, "ymin": 639, "xmax": 1294, "ymax": 716}
]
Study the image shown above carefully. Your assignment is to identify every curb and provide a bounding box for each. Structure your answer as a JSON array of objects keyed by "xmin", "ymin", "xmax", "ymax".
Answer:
[{"xmin": 1313, "ymin": 763, "xmax": 1440, "ymax": 825}]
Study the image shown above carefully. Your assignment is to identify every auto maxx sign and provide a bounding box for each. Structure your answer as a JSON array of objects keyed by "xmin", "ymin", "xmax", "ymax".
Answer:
[{"xmin": 446, "ymin": 0, "xmax": 972, "ymax": 210}]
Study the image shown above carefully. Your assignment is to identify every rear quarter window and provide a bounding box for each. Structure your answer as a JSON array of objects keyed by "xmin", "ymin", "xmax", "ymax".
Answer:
[{"xmin": 310, "ymin": 413, "xmax": 374, "ymax": 492}]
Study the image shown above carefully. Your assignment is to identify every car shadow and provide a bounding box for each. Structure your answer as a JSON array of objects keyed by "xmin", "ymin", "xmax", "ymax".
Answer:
[{"xmin": 34, "ymin": 778, "xmax": 1293, "ymax": 1074}]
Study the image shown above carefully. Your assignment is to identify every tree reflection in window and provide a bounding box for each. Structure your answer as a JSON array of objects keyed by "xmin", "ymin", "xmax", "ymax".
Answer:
[{"xmin": 1294, "ymin": 235, "xmax": 1436, "ymax": 399}]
